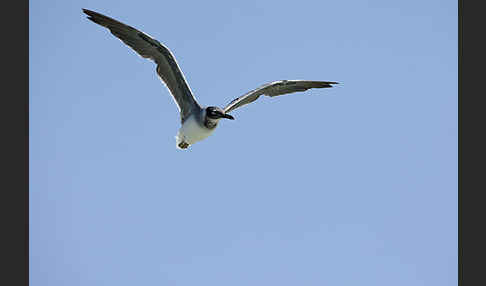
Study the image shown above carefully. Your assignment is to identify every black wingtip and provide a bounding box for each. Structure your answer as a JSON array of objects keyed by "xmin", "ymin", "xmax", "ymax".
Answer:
[
  {"xmin": 84, "ymin": 16, "xmax": 100, "ymax": 25},
  {"xmin": 82, "ymin": 8, "xmax": 102, "ymax": 20},
  {"xmin": 82, "ymin": 8, "xmax": 94, "ymax": 20},
  {"xmin": 319, "ymin": 81, "xmax": 339, "ymax": 88},
  {"xmin": 82, "ymin": 8, "xmax": 93, "ymax": 15},
  {"xmin": 82, "ymin": 9, "xmax": 104, "ymax": 25}
]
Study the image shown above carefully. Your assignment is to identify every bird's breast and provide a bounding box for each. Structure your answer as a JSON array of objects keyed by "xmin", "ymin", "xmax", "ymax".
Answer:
[{"xmin": 177, "ymin": 114, "xmax": 216, "ymax": 145}]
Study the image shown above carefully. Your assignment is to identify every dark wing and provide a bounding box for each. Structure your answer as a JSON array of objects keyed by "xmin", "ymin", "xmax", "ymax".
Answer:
[
  {"xmin": 83, "ymin": 9, "xmax": 201, "ymax": 123},
  {"xmin": 223, "ymin": 80, "xmax": 338, "ymax": 113}
]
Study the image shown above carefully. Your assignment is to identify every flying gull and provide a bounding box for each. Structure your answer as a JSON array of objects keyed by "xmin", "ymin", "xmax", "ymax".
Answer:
[{"xmin": 82, "ymin": 9, "xmax": 338, "ymax": 149}]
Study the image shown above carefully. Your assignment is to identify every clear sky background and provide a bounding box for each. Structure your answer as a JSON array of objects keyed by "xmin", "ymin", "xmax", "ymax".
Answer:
[{"xmin": 30, "ymin": 0, "xmax": 457, "ymax": 285}]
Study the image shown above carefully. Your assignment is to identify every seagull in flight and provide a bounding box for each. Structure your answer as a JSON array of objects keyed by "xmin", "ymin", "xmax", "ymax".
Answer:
[{"xmin": 82, "ymin": 9, "xmax": 338, "ymax": 149}]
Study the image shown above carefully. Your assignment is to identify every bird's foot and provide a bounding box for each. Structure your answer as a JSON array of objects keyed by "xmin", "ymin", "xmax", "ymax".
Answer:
[{"xmin": 178, "ymin": 142, "xmax": 189, "ymax": 149}]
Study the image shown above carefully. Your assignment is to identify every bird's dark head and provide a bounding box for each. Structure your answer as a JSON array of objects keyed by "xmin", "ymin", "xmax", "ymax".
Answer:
[{"xmin": 206, "ymin": 106, "xmax": 234, "ymax": 120}]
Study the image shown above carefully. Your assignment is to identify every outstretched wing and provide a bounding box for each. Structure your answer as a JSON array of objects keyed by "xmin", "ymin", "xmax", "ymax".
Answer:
[
  {"xmin": 223, "ymin": 80, "xmax": 338, "ymax": 113},
  {"xmin": 83, "ymin": 9, "xmax": 201, "ymax": 122}
]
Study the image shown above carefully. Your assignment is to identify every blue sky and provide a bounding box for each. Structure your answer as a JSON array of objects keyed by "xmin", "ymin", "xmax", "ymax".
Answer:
[{"xmin": 30, "ymin": 0, "xmax": 457, "ymax": 285}]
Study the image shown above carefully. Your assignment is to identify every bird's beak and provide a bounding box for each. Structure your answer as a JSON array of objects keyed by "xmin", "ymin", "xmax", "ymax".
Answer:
[{"xmin": 222, "ymin": 113, "xmax": 234, "ymax": 120}]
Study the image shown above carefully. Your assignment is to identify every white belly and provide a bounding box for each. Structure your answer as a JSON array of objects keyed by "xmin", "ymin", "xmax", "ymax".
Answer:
[{"xmin": 175, "ymin": 115, "xmax": 216, "ymax": 148}]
